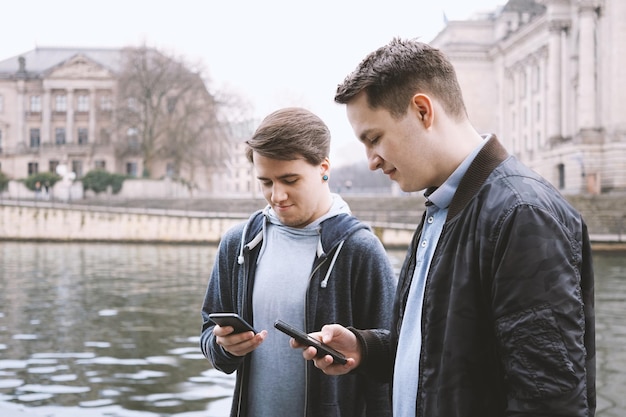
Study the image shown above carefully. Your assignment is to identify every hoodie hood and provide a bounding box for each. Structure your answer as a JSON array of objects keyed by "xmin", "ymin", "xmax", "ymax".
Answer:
[
  {"xmin": 237, "ymin": 194, "xmax": 369, "ymax": 266},
  {"xmin": 264, "ymin": 192, "xmax": 352, "ymax": 229}
]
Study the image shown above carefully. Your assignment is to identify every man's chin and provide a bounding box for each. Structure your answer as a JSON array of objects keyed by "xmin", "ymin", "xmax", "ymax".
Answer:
[
  {"xmin": 278, "ymin": 215, "xmax": 305, "ymax": 228},
  {"xmin": 397, "ymin": 181, "xmax": 420, "ymax": 194},
  {"xmin": 395, "ymin": 180, "xmax": 409, "ymax": 192}
]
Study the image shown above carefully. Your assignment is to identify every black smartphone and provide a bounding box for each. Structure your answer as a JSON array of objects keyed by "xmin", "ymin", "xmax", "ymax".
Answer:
[
  {"xmin": 209, "ymin": 313, "xmax": 257, "ymax": 334},
  {"xmin": 274, "ymin": 319, "xmax": 347, "ymax": 365}
]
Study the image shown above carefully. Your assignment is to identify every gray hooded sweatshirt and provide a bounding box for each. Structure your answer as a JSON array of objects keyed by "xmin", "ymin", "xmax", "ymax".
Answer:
[{"xmin": 200, "ymin": 194, "xmax": 396, "ymax": 417}]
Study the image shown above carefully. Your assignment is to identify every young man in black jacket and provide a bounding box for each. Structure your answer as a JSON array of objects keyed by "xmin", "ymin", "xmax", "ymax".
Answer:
[{"xmin": 298, "ymin": 38, "xmax": 596, "ymax": 417}]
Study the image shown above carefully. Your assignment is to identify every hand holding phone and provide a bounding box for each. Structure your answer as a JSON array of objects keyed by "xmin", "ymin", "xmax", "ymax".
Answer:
[
  {"xmin": 209, "ymin": 313, "xmax": 257, "ymax": 334},
  {"xmin": 274, "ymin": 319, "xmax": 347, "ymax": 365}
]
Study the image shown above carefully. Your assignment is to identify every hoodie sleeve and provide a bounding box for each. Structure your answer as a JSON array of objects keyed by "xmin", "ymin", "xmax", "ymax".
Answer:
[
  {"xmin": 199, "ymin": 224, "xmax": 247, "ymax": 374},
  {"xmin": 342, "ymin": 228, "xmax": 397, "ymax": 416}
]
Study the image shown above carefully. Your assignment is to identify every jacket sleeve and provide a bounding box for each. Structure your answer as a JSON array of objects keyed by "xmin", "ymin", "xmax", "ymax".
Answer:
[
  {"xmin": 489, "ymin": 203, "xmax": 594, "ymax": 416},
  {"xmin": 346, "ymin": 230, "xmax": 397, "ymax": 416},
  {"xmin": 349, "ymin": 327, "xmax": 393, "ymax": 382},
  {"xmin": 199, "ymin": 226, "xmax": 246, "ymax": 374}
]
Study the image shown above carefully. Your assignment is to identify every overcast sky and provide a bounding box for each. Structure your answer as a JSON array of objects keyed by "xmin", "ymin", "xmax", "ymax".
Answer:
[{"xmin": 1, "ymin": 0, "xmax": 505, "ymax": 166}]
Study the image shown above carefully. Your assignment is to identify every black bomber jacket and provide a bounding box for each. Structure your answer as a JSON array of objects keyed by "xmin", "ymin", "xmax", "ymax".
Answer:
[{"xmin": 352, "ymin": 136, "xmax": 596, "ymax": 417}]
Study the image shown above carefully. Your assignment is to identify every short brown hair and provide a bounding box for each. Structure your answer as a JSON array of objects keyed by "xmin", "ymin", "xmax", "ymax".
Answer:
[
  {"xmin": 245, "ymin": 107, "xmax": 330, "ymax": 165},
  {"xmin": 335, "ymin": 38, "xmax": 467, "ymax": 120}
]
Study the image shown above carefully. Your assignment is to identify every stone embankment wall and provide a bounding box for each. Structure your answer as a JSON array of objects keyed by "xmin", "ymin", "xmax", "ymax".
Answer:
[
  {"xmin": 0, "ymin": 194, "xmax": 624, "ymax": 248},
  {"xmin": 0, "ymin": 202, "xmax": 244, "ymax": 244}
]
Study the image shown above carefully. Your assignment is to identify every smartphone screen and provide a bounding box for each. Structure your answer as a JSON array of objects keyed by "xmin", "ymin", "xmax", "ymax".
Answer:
[
  {"xmin": 209, "ymin": 313, "xmax": 257, "ymax": 334},
  {"xmin": 274, "ymin": 319, "xmax": 347, "ymax": 365}
]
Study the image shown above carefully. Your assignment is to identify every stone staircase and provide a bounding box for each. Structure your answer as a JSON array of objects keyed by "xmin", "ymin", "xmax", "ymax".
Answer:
[{"xmin": 565, "ymin": 194, "xmax": 625, "ymax": 238}]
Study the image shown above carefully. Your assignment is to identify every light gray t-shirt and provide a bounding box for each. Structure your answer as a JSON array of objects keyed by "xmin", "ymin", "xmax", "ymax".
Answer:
[
  {"xmin": 247, "ymin": 194, "xmax": 350, "ymax": 416},
  {"xmin": 247, "ymin": 224, "xmax": 316, "ymax": 416}
]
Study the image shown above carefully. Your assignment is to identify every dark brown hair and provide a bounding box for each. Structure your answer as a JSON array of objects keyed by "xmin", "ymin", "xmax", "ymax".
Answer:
[
  {"xmin": 245, "ymin": 107, "xmax": 330, "ymax": 165},
  {"xmin": 335, "ymin": 38, "xmax": 467, "ymax": 120}
]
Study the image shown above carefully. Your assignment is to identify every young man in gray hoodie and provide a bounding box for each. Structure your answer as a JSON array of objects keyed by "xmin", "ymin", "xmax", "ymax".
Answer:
[{"xmin": 200, "ymin": 107, "xmax": 395, "ymax": 417}]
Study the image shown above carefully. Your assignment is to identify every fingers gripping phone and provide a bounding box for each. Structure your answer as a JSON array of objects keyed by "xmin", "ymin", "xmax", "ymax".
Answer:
[
  {"xmin": 209, "ymin": 313, "xmax": 257, "ymax": 334},
  {"xmin": 274, "ymin": 320, "xmax": 347, "ymax": 365}
]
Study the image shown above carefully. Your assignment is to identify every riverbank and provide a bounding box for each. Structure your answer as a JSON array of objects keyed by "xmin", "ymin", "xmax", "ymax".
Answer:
[{"xmin": 0, "ymin": 194, "xmax": 624, "ymax": 250}]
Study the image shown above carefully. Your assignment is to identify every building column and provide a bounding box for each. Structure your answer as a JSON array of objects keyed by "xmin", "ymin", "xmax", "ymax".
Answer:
[
  {"xmin": 42, "ymin": 88, "xmax": 51, "ymax": 144},
  {"xmin": 577, "ymin": 3, "xmax": 598, "ymax": 131},
  {"xmin": 89, "ymin": 88, "xmax": 96, "ymax": 144},
  {"xmin": 547, "ymin": 20, "xmax": 565, "ymax": 143},
  {"xmin": 16, "ymin": 80, "xmax": 25, "ymax": 146},
  {"xmin": 606, "ymin": 0, "xmax": 626, "ymax": 133},
  {"xmin": 66, "ymin": 90, "xmax": 74, "ymax": 144}
]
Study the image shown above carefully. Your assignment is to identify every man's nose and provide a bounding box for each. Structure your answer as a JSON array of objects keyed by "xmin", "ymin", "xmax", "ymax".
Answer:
[{"xmin": 367, "ymin": 150, "xmax": 383, "ymax": 171}]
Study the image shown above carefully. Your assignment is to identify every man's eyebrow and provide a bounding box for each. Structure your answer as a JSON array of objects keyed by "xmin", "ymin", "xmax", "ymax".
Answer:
[
  {"xmin": 358, "ymin": 128, "xmax": 377, "ymax": 143},
  {"xmin": 256, "ymin": 173, "xmax": 299, "ymax": 180}
]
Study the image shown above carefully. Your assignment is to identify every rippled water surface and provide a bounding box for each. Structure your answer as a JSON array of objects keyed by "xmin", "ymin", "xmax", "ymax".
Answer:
[
  {"xmin": 0, "ymin": 242, "xmax": 234, "ymax": 417},
  {"xmin": 592, "ymin": 252, "xmax": 626, "ymax": 417},
  {"xmin": 0, "ymin": 242, "xmax": 623, "ymax": 416}
]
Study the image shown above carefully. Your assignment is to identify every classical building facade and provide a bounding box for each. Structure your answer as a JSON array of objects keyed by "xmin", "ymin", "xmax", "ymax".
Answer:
[
  {"xmin": 430, "ymin": 0, "xmax": 625, "ymax": 194},
  {"xmin": 0, "ymin": 47, "xmax": 228, "ymax": 194},
  {"xmin": 213, "ymin": 119, "xmax": 259, "ymax": 197}
]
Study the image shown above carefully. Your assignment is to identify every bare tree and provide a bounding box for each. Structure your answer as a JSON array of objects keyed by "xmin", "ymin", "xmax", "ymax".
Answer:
[{"xmin": 115, "ymin": 46, "xmax": 230, "ymax": 188}]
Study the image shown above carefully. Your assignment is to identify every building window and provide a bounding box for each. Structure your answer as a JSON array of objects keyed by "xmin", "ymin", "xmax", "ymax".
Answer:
[
  {"xmin": 30, "ymin": 95, "xmax": 42, "ymax": 113},
  {"xmin": 77, "ymin": 94, "xmax": 89, "ymax": 112},
  {"xmin": 28, "ymin": 162, "xmax": 39, "ymax": 175},
  {"xmin": 49, "ymin": 160, "xmax": 59, "ymax": 174},
  {"xmin": 99, "ymin": 127, "xmax": 111, "ymax": 144},
  {"xmin": 100, "ymin": 95, "xmax": 112, "ymax": 111},
  {"xmin": 30, "ymin": 128, "xmax": 41, "ymax": 147},
  {"xmin": 95, "ymin": 160, "xmax": 106, "ymax": 170},
  {"xmin": 532, "ymin": 64, "xmax": 541, "ymax": 92},
  {"xmin": 126, "ymin": 162, "xmax": 138, "ymax": 177},
  {"xmin": 557, "ymin": 163, "xmax": 565, "ymax": 190},
  {"xmin": 55, "ymin": 127, "xmax": 66, "ymax": 145},
  {"xmin": 71, "ymin": 160, "xmax": 83, "ymax": 178},
  {"xmin": 127, "ymin": 127, "xmax": 140, "ymax": 150},
  {"xmin": 78, "ymin": 128, "xmax": 88, "ymax": 144},
  {"xmin": 55, "ymin": 95, "xmax": 67, "ymax": 112},
  {"xmin": 536, "ymin": 102, "xmax": 541, "ymax": 122},
  {"xmin": 166, "ymin": 162, "xmax": 175, "ymax": 178}
]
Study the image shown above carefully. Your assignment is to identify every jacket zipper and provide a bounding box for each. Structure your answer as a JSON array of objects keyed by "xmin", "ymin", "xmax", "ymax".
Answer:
[
  {"xmin": 302, "ymin": 256, "xmax": 329, "ymax": 416},
  {"xmin": 236, "ymin": 245, "xmax": 254, "ymax": 417}
]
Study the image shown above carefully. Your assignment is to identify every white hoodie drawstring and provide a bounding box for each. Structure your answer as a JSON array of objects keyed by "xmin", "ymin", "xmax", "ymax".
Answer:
[
  {"xmin": 238, "ymin": 221, "xmax": 264, "ymax": 265},
  {"xmin": 237, "ymin": 221, "xmax": 249, "ymax": 265},
  {"xmin": 321, "ymin": 240, "xmax": 345, "ymax": 288}
]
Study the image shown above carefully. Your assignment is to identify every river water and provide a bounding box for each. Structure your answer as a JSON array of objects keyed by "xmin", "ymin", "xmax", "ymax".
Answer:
[{"xmin": 0, "ymin": 242, "xmax": 622, "ymax": 416}]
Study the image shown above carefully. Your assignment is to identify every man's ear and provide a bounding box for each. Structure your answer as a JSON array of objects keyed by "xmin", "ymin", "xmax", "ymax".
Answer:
[
  {"xmin": 320, "ymin": 157, "xmax": 331, "ymax": 176},
  {"xmin": 411, "ymin": 94, "xmax": 433, "ymax": 128}
]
